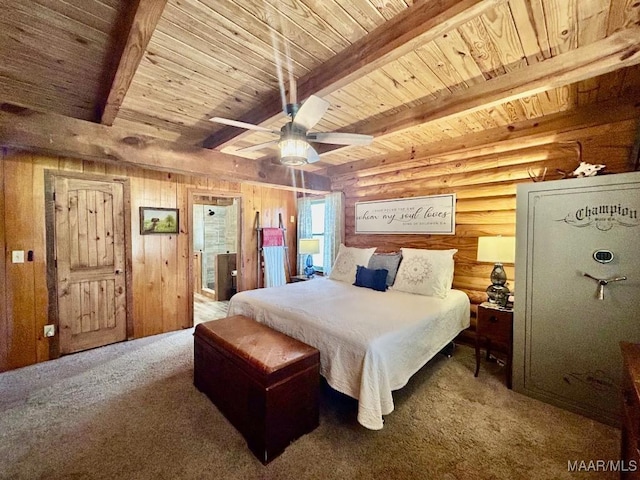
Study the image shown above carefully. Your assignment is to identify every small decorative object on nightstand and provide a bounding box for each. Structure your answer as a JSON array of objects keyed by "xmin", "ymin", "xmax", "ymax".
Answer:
[{"xmin": 474, "ymin": 302, "xmax": 514, "ymax": 389}]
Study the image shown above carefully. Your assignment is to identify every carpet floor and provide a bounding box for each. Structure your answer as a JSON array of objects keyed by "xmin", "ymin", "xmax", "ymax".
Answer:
[{"xmin": 0, "ymin": 328, "xmax": 619, "ymax": 480}]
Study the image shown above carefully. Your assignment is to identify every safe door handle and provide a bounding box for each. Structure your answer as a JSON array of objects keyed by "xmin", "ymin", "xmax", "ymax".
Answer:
[
  {"xmin": 583, "ymin": 273, "xmax": 627, "ymax": 300},
  {"xmin": 607, "ymin": 276, "xmax": 628, "ymax": 283}
]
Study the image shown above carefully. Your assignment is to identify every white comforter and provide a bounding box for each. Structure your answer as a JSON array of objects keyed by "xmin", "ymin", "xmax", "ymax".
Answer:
[{"xmin": 227, "ymin": 278, "xmax": 470, "ymax": 430}]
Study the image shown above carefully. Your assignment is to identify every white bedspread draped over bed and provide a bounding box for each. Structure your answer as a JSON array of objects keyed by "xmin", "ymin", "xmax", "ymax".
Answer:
[{"xmin": 227, "ymin": 278, "xmax": 470, "ymax": 430}]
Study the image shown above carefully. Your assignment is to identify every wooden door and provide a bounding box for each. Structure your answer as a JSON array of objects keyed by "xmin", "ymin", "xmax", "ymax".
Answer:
[{"xmin": 54, "ymin": 177, "xmax": 127, "ymax": 354}]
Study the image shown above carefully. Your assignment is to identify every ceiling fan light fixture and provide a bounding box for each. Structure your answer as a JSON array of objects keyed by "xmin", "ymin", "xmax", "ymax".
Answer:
[
  {"xmin": 278, "ymin": 126, "xmax": 309, "ymax": 166},
  {"xmin": 209, "ymin": 95, "xmax": 370, "ymax": 166},
  {"xmin": 279, "ymin": 145, "xmax": 308, "ymax": 165},
  {"xmin": 280, "ymin": 154, "xmax": 307, "ymax": 166}
]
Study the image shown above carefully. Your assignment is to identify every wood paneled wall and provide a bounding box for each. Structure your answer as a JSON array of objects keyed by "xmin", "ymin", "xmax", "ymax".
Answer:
[
  {"xmin": 333, "ymin": 118, "xmax": 640, "ymax": 333},
  {"xmin": 0, "ymin": 150, "xmax": 297, "ymax": 372},
  {"xmin": 240, "ymin": 184, "xmax": 297, "ymax": 290}
]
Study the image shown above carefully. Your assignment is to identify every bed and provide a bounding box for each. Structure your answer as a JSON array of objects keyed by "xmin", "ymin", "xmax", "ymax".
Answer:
[{"xmin": 227, "ymin": 277, "xmax": 470, "ymax": 430}]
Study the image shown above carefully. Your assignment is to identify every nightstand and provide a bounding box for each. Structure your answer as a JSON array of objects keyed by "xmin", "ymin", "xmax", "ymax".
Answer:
[{"xmin": 474, "ymin": 302, "xmax": 514, "ymax": 389}]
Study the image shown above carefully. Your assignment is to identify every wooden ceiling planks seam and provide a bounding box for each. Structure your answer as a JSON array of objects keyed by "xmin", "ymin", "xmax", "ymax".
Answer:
[
  {"xmin": 313, "ymin": 21, "xmax": 640, "ymax": 160},
  {"xmin": 0, "ymin": 0, "xmax": 122, "ymax": 120},
  {"xmin": 30, "ymin": 0, "xmax": 120, "ymax": 30},
  {"xmin": 202, "ymin": 0, "xmax": 568, "ymax": 160},
  {"xmin": 308, "ymin": 0, "xmax": 635, "ymax": 164},
  {"xmin": 115, "ymin": 2, "xmax": 370, "ymax": 137},
  {"xmin": 138, "ymin": 43, "xmax": 264, "ymax": 104},
  {"xmin": 1, "ymin": 0, "xmax": 640, "ymax": 186},
  {"xmin": 158, "ymin": 7, "xmax": 282, "ymax": 86},
  {"xmin": 202, "ymin": 0, "xmax": 503, "ymax": 149},
  {"xmin": 326, "ymin": 94, "xmax": 640, "ymax": 179},
  {"xmin": 196, "ymin": 0, "xmax": 324, "ymax": 71}
]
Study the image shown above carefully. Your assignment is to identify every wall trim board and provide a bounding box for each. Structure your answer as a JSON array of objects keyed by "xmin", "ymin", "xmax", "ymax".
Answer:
[
  {"xmin": 43, "ymin": 171, "xmax": 59, "ymax": 361},
  {"xmin": 0, "ymin": 150, "xmax": 7, "ymax": 371}
]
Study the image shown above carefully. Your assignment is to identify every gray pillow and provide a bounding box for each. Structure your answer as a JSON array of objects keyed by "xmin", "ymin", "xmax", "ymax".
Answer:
[{"xmin": 368, "ymin": 252, "xmax": 402, "ymax": 286}]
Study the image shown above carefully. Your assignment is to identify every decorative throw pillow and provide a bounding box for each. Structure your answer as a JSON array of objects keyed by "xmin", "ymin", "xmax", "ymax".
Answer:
[
  {"xmin": 368, "ymin": 252, "xmax": 402, "ymax": 287},
  {"xmin": 354, "ymin": 265, "xmax": 389, "ymax": 292},
  {"xmin": 328, "ymin": 244, "xmax": 376, "ymax": 284},
  {"xmin": 392, "ymin": 248, "xmax": 457, "ymax": 298}
]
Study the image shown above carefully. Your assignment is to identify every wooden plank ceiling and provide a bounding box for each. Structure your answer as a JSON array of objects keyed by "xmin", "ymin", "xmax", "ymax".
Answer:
[{"xmin": 1, "ymin": 0, "xmax": 640, "ymax": 180}]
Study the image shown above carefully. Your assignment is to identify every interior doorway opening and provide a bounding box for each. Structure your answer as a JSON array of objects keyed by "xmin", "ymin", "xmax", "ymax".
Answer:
[
  {"xmin": 193, "ymin": 197, "xmax": 238, "ymax": 299},
  {"xmin": 188, "ymin": 192, "xmax": 241, "ymax": 326}
]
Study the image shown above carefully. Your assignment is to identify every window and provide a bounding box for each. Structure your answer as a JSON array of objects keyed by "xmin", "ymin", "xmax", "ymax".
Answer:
[{"xmin": 310, "ymin": 200, "xmax": 325, "ymax": 270}]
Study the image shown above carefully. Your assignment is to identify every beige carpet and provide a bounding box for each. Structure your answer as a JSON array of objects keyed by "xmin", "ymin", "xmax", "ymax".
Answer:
[{"xmin": 0, "ymin": 328, "xmax": 619, "ymax": 480}]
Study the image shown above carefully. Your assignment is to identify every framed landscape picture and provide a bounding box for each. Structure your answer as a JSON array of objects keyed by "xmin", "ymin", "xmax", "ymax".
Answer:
[{"xmin": 139, "ymin": 207, "xmax": 179, "ymax": 235}]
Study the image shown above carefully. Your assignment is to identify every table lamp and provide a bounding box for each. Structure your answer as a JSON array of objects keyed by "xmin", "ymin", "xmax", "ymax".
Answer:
[
  {"xmin": 477, "ymin": 236, "xmax": 515, "ymax": 305},
  {"xmin": 299, "ymin": 238, "xmax": 320, "ymax": 278}
]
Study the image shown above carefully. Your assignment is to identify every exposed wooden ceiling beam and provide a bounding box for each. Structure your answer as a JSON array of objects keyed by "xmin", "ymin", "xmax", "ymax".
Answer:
[
  {"xmin": 317, "ymin": 24, "xmax": 640, "ymax": 157},
  {"xmin": 326, "ymin": 94, "xmax": 640, "ymax": 179},
  {"xmin": 99, "ymin": 0, "xmax": 168, "ymax": 126},
  {"xmin": 0, "ymin": 103, "xmax": 330, "ymax": 193},
  {"xmin": 202, "ymin": 0, "xmax": 501, "ymax": 149}
]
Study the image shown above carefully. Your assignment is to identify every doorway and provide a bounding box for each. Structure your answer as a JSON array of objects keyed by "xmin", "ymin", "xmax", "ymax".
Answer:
[
  {"xmin": 188, "ymin": 191, "xmax": 242, "ymax": 325},
  {"xmin": 46, "ymin": 171, "xmax": 132, "ymax": 355}
]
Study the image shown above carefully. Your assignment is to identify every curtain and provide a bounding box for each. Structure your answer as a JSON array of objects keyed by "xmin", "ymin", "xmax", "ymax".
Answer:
[
  {"xmin": 323, "ymin": 191, "xmax": 344, "ymax": 276},
  {"xmin": 296, "ymin": 196, "xmax": 313, "ymax": 275}
]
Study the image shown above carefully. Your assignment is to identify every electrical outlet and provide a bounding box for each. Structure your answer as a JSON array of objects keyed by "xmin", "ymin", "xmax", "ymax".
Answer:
[{"xmin": 44, "ymin": 325, "xmax": 55, "ymax": 338}]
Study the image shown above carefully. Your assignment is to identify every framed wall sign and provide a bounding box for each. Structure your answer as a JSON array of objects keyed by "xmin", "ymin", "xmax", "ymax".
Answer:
[
  {"xmin": 140, "ymin": 207, "xmax": 180, "ymax": 235},
  {"xmin": 355, "ymin": 194, "xmax": 456, "ymax": 235}
]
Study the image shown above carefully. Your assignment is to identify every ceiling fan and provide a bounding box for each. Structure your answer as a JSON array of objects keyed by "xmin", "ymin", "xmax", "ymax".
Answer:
[{"xmin": 209, "ymin": 95, "xmax": 373, "ymax": 166}]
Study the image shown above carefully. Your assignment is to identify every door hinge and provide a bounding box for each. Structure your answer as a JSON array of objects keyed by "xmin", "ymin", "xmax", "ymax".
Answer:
[{"xmin": 52, "ymin": 191, "xmax": 56, "ymax": 201}]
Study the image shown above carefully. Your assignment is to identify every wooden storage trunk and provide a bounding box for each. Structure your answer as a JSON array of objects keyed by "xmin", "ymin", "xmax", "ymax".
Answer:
[{"xmin": 194, "ymin": 315, "xmax": 320, "ymax": 464}]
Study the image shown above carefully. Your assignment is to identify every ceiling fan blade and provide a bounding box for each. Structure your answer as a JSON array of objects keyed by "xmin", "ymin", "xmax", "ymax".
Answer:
[
  {"xmin": 307, "ymin": 145, "xmax": 320, "ymax": 164},
  {"xmin": 292, "ymin": 95, "xmax": 329, "ymax": 131},
  {"xmin": 289, "ymin": 76, "xmax": 297, "ymax": 105},
  {"xmin": 307, "ymin": 132, "xmax": 373, "ymax": 146},
  {"xmin": 236, "ymin": 140, "xmax": 279, "ymax": 153},
  {"xmin": 209, "ymin": 117, "xmax": 279, "ymax": 134}
]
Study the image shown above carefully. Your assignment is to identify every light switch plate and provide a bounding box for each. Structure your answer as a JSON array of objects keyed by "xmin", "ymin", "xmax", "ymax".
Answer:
[{"xmin": 12, "ymin": 250, "xmax": 24, "ymax": 263}]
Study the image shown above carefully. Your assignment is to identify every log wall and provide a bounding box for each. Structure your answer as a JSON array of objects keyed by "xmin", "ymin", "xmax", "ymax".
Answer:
[
  {"xmin": 333, "ymin": 118, "xmax": 640, "ymax": 335},
  {"xmin": 0, "ymin": 150, "xmax": 297, "ymax": 372}
]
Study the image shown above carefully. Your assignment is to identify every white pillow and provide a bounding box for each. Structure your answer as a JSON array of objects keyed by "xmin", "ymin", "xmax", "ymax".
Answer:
[
  {"xmin": 392, "ymin": 248, "xmax": 457, "ymax": 298},
  {"xmin": 329, "ymin": 244, "xmax": 376, "ymax": 284}
]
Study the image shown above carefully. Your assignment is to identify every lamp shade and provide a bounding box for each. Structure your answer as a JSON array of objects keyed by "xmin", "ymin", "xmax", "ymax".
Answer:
[
  {"xmin": 477, "ymin": 236, "xmax": 515, "ymax": 264},
  {"xmin": 299, "ymin": 238, "xmax": 320, "ymax": 255}
]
